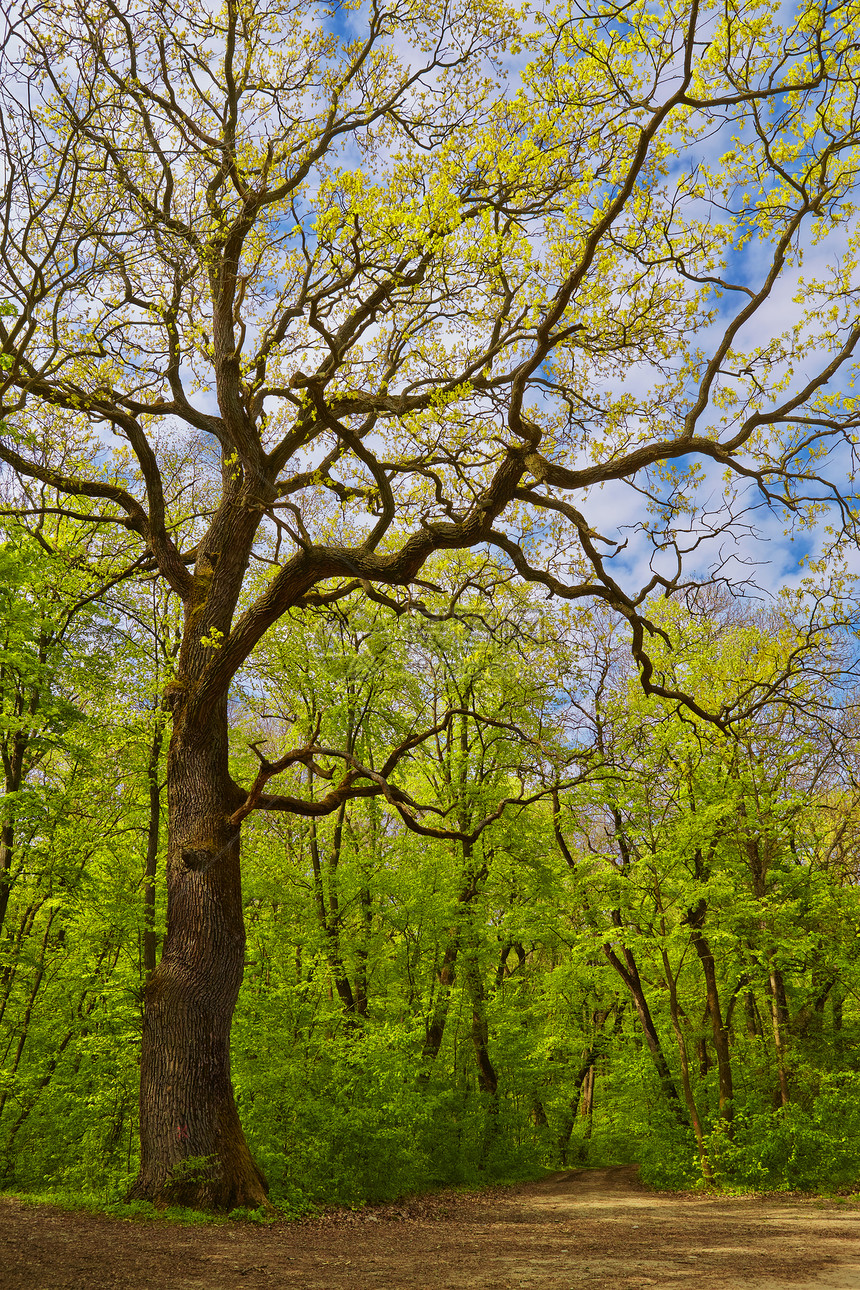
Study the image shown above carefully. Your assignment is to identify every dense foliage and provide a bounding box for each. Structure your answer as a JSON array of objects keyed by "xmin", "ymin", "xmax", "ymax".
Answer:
[
  {"xmin": 1, "ymin": 523, "xmax": 858, "ymax": 1210},
  {"xmin": 2, "ymin": 0, "xmax": 860, "ymax": 1211}
]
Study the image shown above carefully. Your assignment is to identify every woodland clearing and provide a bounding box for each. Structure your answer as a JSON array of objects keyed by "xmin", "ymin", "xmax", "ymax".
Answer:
[{"xmin": 2, "ymin": 1166, "xmax": 860, "ymax": 1289}]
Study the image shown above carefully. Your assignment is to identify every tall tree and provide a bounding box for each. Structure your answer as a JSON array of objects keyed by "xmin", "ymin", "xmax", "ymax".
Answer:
[{"xmin": 1, "ymin": 0, "xmax": 860, "ymax": 1207}]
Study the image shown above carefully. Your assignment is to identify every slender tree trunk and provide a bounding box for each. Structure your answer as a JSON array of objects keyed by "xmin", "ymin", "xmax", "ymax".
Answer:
[
  {"xmin": 602, "ymin": 941, "xmax": 689, "ymax": 1127},
  {"xmin": 767, "ymin": 962, "xmax": 791, "ymax": 1107},
  {"xmin": 0, "ymin": 820, "xmax": 13, "ymax": 935},
  {"xmin": 128, "ymin": 698, "xmax": 268, "ymax": 1209},
  {"xmin": 0, "ymin": 908, "xmax": 57, "ymax": 1124},
  {"xmin": 531, "ymin": 1095, "xmax": 548, "ymax": 1128},
  {"xmin": 463, "ymin": 952, "xmax": 498, "ymax": 1098},
  {"xmin": 0, "ymin": 731, "xmax": 26, "ymax": 935},
  {"xmin": 355, "ymin": 882, "xmax": 371, "ymax": 1019},
  {"xmin": 421, "ymin": 937, "xmax": 459, "ymax": 1069},
  {"xmin": 556, "ymin": 1019, "xmax": 608, "ymax": 1167},
  {"xmin": 697, "ymin": 1000, "xmax": 711, "ymax": 1077},
  {"xmin": 744, "ymin": 826, "xmax": 790, "ymax": 1107},
  {"xmin": 420, "ymin": 850, "xmax": 487, "ymax": 1074},
  {"xmin": 462, "ymin": 944, "xmax": 499, "ymax": 1166},
  {"xmin": 309, "ymin": 802, "xmax": 361, "ymax": 1018},
  {"xmin": 660, "ymin": 949, "xmax": 713, "ymax": 1180},
  {"xmin": 0, "ymin": 946, "xmax": 115, "ymax": 1174},
  {"xmin": 0, "ymin": 897, "xmax": 46, "ymax": 1030},
  {"xmin": 833, "ymin": 989, "xmax": 844, "ymax": 1059},
  {"xmin": 687, "ymin": 904, "xmax": 733, "ymax": 1125},
  {"xmin": 580, "ymin": 1065, "xmax": 595, "ymax": 1142},
  {"xmin": 723, "ymin": 974, "xmax": 749, "ymax": 1037},
  {"xmin": 745, "ymin": 989, "xmax": 763, "ymax": 1039}
]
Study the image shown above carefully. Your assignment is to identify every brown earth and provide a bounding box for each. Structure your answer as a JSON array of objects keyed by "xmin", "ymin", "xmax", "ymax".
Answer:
[{"xmin": 2, "ymin": 1165, "xmax": 860, "ymax": 1289}]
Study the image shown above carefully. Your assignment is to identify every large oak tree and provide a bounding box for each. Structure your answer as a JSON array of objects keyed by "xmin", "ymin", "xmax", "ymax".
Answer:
[{"xmin": 1, "ymin": 0, "xmax": 859, "ymax": 1207}]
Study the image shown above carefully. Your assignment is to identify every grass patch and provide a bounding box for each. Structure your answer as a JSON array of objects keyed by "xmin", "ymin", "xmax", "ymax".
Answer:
[
  {"xmin": 0, "ymin": 1185, "xmax": 322, "ymax": 1223},
  {"xmin": 1, "ymin": 1189, "xmax": 228, "ymax": 1224}
]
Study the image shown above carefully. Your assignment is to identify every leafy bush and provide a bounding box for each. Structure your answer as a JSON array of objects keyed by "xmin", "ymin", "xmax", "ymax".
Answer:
[{"xmin": 708, "ymin": 1077, "xmax": 860, "ymax": 1191}]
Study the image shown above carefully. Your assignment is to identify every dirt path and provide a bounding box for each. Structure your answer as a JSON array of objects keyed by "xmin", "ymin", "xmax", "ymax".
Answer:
[{"xmin": 3, "ymin": 1165, "xmax": 860, "ymax": 1289}]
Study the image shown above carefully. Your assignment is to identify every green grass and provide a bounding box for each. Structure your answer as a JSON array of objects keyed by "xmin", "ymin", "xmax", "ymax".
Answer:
[{"xmin": 0, "ymin": 1188, "xmax": 291, "ymax": 1224}]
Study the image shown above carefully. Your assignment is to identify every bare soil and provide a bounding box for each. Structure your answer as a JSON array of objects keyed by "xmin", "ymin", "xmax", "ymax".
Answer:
[{"xmin": 2, "ymin": 1165, "xmax": 860, "ymax": 1289}]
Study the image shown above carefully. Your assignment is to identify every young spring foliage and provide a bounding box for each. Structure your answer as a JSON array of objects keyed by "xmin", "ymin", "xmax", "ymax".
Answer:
[{"xmin": 1, "ymin": 0, "xmax": 860, "ymax": 1207}]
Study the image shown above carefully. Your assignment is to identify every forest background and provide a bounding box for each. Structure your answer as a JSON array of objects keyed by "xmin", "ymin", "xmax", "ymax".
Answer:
[
  {"xmin": 2, "ymin": 517, "xmax": 860, "ymax": 1211},
  {"xmin": 1, "ymin": 0, "xmax": 860, "ymax": 1216}
]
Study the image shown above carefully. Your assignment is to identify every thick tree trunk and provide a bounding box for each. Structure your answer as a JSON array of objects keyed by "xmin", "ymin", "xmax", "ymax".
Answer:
[
  {"xmin": 128, "ymin": 700, "xmax": 268, "ymax": 1210},
  {"xmin": 142, "ymin": 718, "xmax": 164, "ymax": 980}
]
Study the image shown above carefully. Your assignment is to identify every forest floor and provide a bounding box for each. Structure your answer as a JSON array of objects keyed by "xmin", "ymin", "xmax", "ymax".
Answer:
[{"xmin": 2, "ymin": 1164, "xmax": 860, "ymax": 1289}]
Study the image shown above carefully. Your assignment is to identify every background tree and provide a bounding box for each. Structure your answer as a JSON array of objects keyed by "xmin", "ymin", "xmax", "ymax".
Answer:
[
  {"xmin": 553, "ymin": 593, "xmax": 860, "ymax": 1183},
  {"xmin": 1, "ymin": 0, "xmax": 860, "ymax": 1207},
  {"xmin": 0, "ymin": 560, "xmax": 859, "ymax": 1203},
  {"xmin": 0, "ymin": 501, "xmax": 156, "ymax": 1188}
]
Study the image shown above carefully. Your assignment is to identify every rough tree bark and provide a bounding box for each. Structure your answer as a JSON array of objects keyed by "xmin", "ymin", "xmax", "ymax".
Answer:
[
  {"xmin": 142, "ymin": 719, "xmax": 165, "ymax": 981},
  {"xmin": 129, "ymin": 504, "xmax": 277, "ymax": 1207},
  {"xmin": 130, "ymin": 694, "xmax": 268, "ymax": 1208}
]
